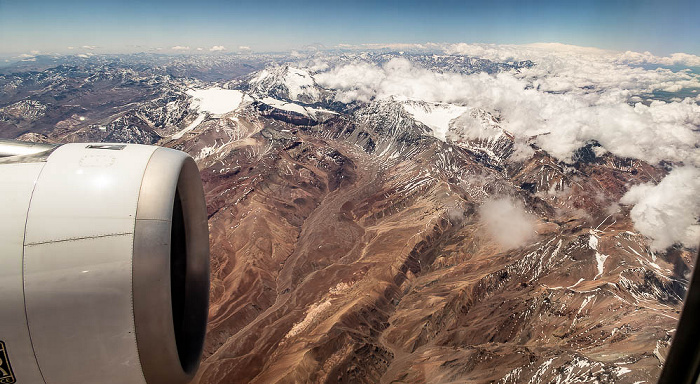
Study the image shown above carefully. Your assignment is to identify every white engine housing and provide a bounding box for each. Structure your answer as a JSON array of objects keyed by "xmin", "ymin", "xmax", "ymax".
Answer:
[{"xmin": 0, "ymin": 143, "xmax": 209, "ymax": 384}]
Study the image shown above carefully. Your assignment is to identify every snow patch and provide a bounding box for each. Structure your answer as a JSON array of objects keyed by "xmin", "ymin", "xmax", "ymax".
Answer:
[
  {"xmin": 261, "ymin": 96, "xmax": 337, "ymax": 118},
  {"xmin": 172, "ymin": 113, "xmax": 206, "ymax": 140},
  {"xmin": 402, "ymin": 102, "xmax": 468, "ymax": 141},
  {"xmin": 616, "ymin": 367, "xmax": 632, "ymax": 376},
  {"xmin": 594, "ymin": 252, "xmax": 609, "ymax": 280},
  {"xmin": 588, "ymin": 233, "xmax": 599, "ymax": 250},
  {"xmin": 187, "ymin": 88, "xmax": 244, "ymax": 115},
  {"xmin": 589, "ymin": 232, "xmax": 608, "ymax": 280},
  {"xmin": 173, "ymin": 88, "xmax": 246, "ymax": 139}
]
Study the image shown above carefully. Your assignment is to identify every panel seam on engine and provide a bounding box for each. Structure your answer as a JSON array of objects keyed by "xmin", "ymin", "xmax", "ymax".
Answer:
[
  {"xmin": 21, "ymin": 162, "xmax": 49, "ymax": 384},
  {"xmin": 24, "ymin": 232, "xmax": 133, "ymax": 246}
]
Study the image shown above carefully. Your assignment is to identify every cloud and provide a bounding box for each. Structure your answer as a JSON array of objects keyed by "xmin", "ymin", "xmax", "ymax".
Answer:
[
  {"xmin": 299, "ymin": 57, "xmax": 329, "ymax": 72},
  {"xmin": 67, "ymin": 46, "xmax": 75, "ymax": 50},
  {"xmin": 619, "ymin": 51, "xmax": 700, "ymax": 67},
  {"xmin": 315, "ymin": 61, "xmax": 386, "ymax": 103},
  {"xmin": 196, "ymin": 47, "xmax": 203, "ymax": 51},
  {"xmin": 362, "ymin": 43, "xmax": 427, "ymax": 50},
  {"xmin": 621, "ymin": 167, "xmax": 700, "ymax": 251},
  {"xmin": 210, "ymin": 45, "xmax": 226, "ymax": 52},
  {"xmin": 313, "ymin": 49, "xmax": 700, "ymax": 166},
  {"xmin": 334, "ymin": 42, "xmax": 441, "ymax": 51},
  {"xmin": 444, "ymin": 43, "xmax": 700, "ymax": 95},
  {"xmin": 308, "ymin": 43, "xmax": 700, "ymax": 252},
  {"xmin": 299, "ymin": 43, "xmax": 326, "ymax": 52},
  {"xmin": 445, "ymin": 42, "xmax": 700, "ymax": 69},
  {"xmin": 479, "ymin": 197, "xmax": 537, "ymax": 250},
  {"xmin": 17, "ymin": 54, "xmax": 36, "ymax": 62},
  {"xmin": 238, "ymin": 46, "xmax": 251, "ymax": 51},
  {"xmin": 82, "ymin": 45, "xmax": 97, "ymax": 50},
  {"xmin": 172, "ymin": 46, "xmax": 190, "ymax": 51}
]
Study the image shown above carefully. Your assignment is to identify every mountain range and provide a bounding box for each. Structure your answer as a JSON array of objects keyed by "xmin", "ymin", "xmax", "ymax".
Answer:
[{"xmin": 1, "ymin": 50, "xmax": 696, "ymax": 384}]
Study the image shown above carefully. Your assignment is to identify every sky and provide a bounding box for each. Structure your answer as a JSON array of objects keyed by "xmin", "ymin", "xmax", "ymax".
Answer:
[{"xmin": 0, "ymin": 0, "xmax": 698, "ymax": 56}]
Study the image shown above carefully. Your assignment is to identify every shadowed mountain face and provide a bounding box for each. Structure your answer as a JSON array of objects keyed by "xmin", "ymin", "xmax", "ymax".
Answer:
[{"xmin": 1, "ymin": 53, "xmax": 695, "ymax": 384}]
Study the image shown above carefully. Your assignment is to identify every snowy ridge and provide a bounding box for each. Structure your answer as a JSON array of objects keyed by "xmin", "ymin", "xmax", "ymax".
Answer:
[
  {"xmin": 259, "ymin": 96, "xmax": 337, "ymax": 119},
  {"xmin": 248, "ymin": 65, "xmax": 323, "ymax": 103},
  {"xmin": 402, "ymin": 100, "xmax": 468, "ymax": 141},
  {"xmin": 401, "ymin": 99, "xmax": 515, "ymax": 166}
]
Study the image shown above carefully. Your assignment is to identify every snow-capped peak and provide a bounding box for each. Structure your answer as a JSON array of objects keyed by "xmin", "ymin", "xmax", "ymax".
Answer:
[
  {"xmin": 401, "ymin": 100, "xmax": 469, "ymax": 141},
  {"xmin": 248, "ymin": 64, "xmax": 322, "ymax": 103}
]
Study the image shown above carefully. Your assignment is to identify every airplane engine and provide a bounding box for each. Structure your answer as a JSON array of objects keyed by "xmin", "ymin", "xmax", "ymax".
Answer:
[{"xmin": 0, "ymin": 141, "xmax": 209, "ymax": 384}]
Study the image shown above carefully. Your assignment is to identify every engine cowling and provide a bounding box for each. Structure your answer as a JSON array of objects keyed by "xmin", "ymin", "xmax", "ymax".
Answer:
[{"xmin": 0, "ymin": 142, "xmax": 209, "ymax": 384}]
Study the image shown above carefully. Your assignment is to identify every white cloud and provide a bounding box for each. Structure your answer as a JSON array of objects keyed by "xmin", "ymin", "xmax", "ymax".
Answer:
[
  {"xmin": 619, "ymin": 51, "xmax": 700, "ymax": 67},
  {"xmin": 238, "ymin": 46, "xmax": 251, "ymax": 51},
  {"xmin": 621, "ymin": 167, "xmax": 700, "ymax": 251},
  {"xmin": 17, "ymin": 53, "xmax": 35, "ymax": 58},
  {"xmin": 315, "ymin": 61, "xmax": 387, "ymax": 103},
  {"xmin": 308, "ymin": 43, "xmax": 700, "ymax": 254},
  {"xmin": 301, "ymin": 58, "xmax": 329, "ymax": 72},
  {"xmin": 30, "ymin": 50, "xmax": 40, "ymax": 55},
  {"xmin": 445, "ymin": 42, "xmax": 700, "ymax": 69},
  {"xmin": 67, "ymin": 46, "xmax": 74, "ymax": 50},
  {"xmin": 196, "ymin": 47, "xmax": 203, "ymax": 51},
  {"xmin": 172, "ymin": 46, "xmax": 190, "ymax": 51},
  {"xmin": 82, "ymin": 45, "xmax": 97, "ymax": 50},
  {"xmin": 362, "ymin": 43, "xmax": 428, "ymax": 50},
  {"xmin": 445, "ymin": 43, "xmax": 700, "ymax": 95},
  {"xmin": 313, "ymin": 48, "xmax": 700, "ymax": 166},
  {"xmin": 479, "ymin": 197, "xmax": 537, "ymax": 250},
  {"xmin": 210, "ymin": 45, "xmax": 226, "ymax": 52},
  {"xmin": 334, "ymin": 42, "xmax": 441, "ymax": 51}
]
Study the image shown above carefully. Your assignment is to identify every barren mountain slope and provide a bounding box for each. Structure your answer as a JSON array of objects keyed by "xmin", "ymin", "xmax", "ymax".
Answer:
[{"xmin": 181, "ymin": 103, "xmax": 689, "ymax": 384}]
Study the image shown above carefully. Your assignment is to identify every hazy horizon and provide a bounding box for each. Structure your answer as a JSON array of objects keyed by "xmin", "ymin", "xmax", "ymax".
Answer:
[{"xmin": 1, "ymin": 0, "xmax": 698, "ymax": 58}]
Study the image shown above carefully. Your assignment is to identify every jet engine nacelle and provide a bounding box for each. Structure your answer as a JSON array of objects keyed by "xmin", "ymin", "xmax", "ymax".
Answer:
[{"xmin": 0, "ymin": 142, "xmax": 209, "ymax": 384}]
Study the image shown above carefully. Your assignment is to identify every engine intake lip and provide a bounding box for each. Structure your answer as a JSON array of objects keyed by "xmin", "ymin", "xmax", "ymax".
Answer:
[{"xmin": 132, "ymin": 147, "xmax": 210, "ymax": 384}]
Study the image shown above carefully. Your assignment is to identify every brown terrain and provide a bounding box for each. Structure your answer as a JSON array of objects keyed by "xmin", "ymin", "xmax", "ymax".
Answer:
[
  {"xmin": 3, "ymin": 59, "xmax": 693, "ymax": 384},
  {"xmin": 161, "ymin": 101, "xmax": 689, "ymax": 384}
]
